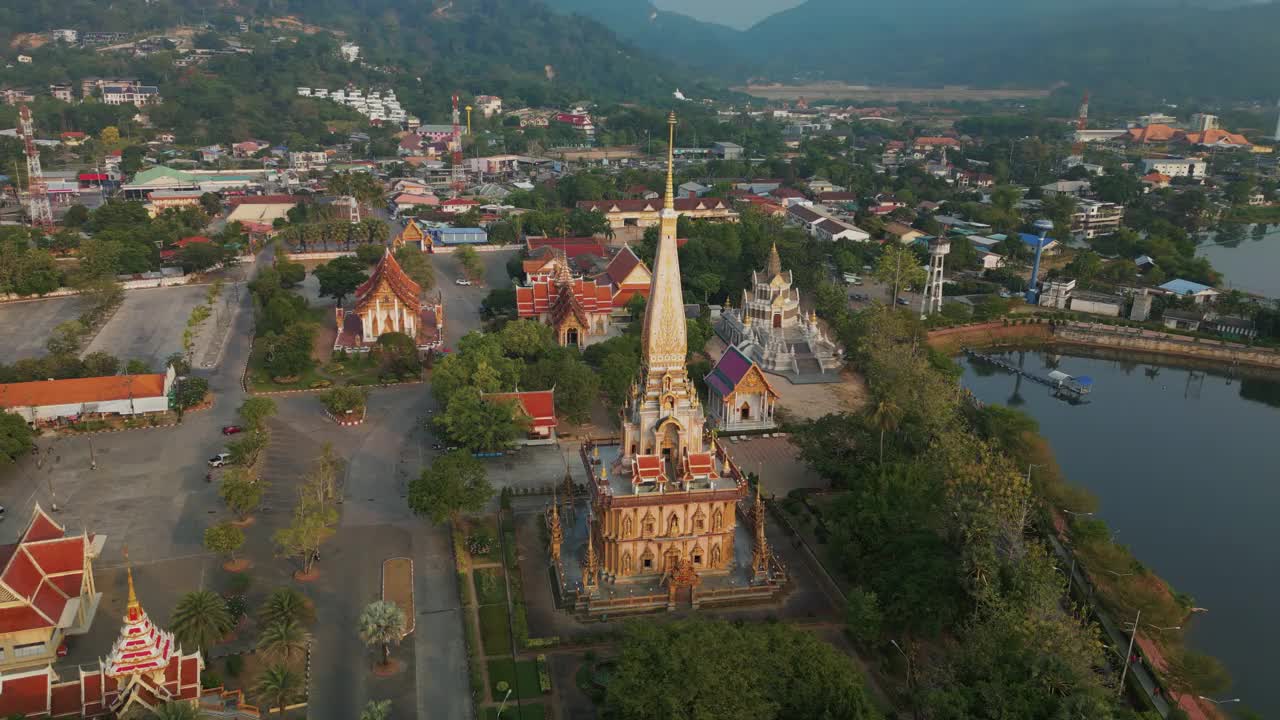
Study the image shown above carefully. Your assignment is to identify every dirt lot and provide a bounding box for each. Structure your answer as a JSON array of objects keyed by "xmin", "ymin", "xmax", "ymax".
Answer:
[
  {"xmin": 705, "ymin": 336, "xmax": 868, "ymax": 421},
  {"xmin": 736, "ymin": 83, "xmax": 1052, "ymax": 103}
]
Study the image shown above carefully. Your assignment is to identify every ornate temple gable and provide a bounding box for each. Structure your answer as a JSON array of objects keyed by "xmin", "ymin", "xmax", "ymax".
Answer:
[
  {"xmin": 393, "ymin": 219, "xmax": 428, "ymax": 250},
  {"xmin": 354, "ymin": 251, "xmax": 422, "ymax": 314}
]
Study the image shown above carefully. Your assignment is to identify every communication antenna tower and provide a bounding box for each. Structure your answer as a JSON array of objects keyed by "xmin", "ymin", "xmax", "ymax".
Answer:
[{"xmin": 17, "ymin": 105, "xmax": 53, "ymax": 231}]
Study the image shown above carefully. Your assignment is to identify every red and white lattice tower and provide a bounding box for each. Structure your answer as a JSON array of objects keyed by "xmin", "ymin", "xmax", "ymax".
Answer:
[
  {"xmin": 17, "ymin": 105, "xmax": 53, "ymax": 231},
  {"xmin": 450, "ymin": 93, "xmax": 465, "ymax": 198}
]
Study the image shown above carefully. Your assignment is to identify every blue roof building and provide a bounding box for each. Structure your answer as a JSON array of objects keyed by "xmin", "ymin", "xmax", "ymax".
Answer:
[
  {"xmin": 429, "ymin": 227, "xmax": 488, "ymax": 246},
  {"xmin": 1158, "ymin": 279, "xmax": 1221, "ymax": 303},
  {"xmin": 1019, "ymin": 232, "xmax": 1059, "ymax": 253}
]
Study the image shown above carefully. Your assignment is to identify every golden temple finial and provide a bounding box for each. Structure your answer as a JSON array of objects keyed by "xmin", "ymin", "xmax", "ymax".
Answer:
[
  {"xmin": 126, "ymin": 565, "xmax": 138, "ymax": 611},
  {"xmin": 664, "ymin": 111, "xmax": 677, "ymax": 212}
]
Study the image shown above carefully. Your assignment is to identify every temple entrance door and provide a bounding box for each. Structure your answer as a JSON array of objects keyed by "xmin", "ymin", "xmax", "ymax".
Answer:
[
  {"xmin": 772, "ymin": 313, "xmax": 782, "ymax": 328},
  {"xmin": 673, "ymin": 585, "xmax": 693, "ymax": 606},
  {"xmin": 565, "ymin": 328, "xmax": 579, "ymax": 347},
  {"xmin": 740, "ymin": 402, "xmax": 751, "ymax": 421},
  {"xmin": 659, "ymin": 422, "xmax": 680, "ymax": 457}
]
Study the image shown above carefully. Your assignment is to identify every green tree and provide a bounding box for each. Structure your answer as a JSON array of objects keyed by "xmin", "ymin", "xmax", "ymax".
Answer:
[
  {"xmin": 272, "ymin": 497, "xmax": 337, "ymax": 576},
  {"xmin": 873, "ymin": 243, "xmax": 926, "ymax": 304},
  {"xmin": 82, "ymin": 351, "xmax": 121, "ymax": 377},
  {"xmin": 604, "ymin": 618, "xmax": 880, "ymax": 720},
  {"xmin": 498, "ymin": 319, "xmax": 554, "ymax": 359},
  {"xmin": 357, "ymin": 600, "xmax": 407, "ymax": 668},
  {"xmin": 238, "ymin": 397, "xmax": 278, "ymax": 432},
  {"xmin": 313, "ymin": 256, "xmax": 368, "ymax": 304},
  {"xmin": 393, "ymin": 246, "xmax": 434, "ymax": 289},
  {"xmin": 150, "ymin": 701, "xmax": 205, "ymax": 720},
  {"xmin": 869, "ymin": 398, "xmax": 902, "ymax": 464},
  {"xmin": 219, "ymin": 470, "xmax": 264, "ymax": 521},
  {"xmin": 358, "ymin": 700, "xmax": 391, "ymax": 720},
  {"xmin": 204, "ymin": 523, "xmax": 246, "ymax": 565},
  {"xmin": 260, "ymin": 587, "xmax": 316, "ymax": 627},
  {"xmin": 62, "ymin": 204, "xmax": 90, "ymax": 228},
  {"xmin": 46, "ymin": 320, "xmax": 85, "ymax": 356},
  {"xmin": 199, "ymin": 192, "xmax": 222, "ymax": 216},
  {"xmin": 1066, "ymin": 250, "xmax": 1103, "ymax": 284},
  {"xmin": 275, "ymin": 259, "xmax": 306, "ymax": 288},
  {"xmin": 320, "ymin": 386, "xmax": 367, "ymax": 416},
  {"xmin": 373, "ymin": 331, "xmax": 422, "ymax": 379},
  {"xmin": 408, "ymin": 450, "xmax": 493, "ymax": 524},
  {"xmin": 355, "ymin": 243, "xmax": 386, "ymax": 265},
  {"xmin": 455, "ymin": 245, "xmax": 483, "ymax": 280},
  {"xmin": 257, "ymin": 618, "xmax": 310, "ymax": 663},
  {"xmin": 0, "ymin": 412, "xmax": 35, "ymax": 463},
  {"xmin": 844, "ymin": 589, "xmax": 884, "ymax": 646},
  {"xmin": 125, "ymin": 359, "xmax": 153, "ymax": 375},
  {"xmin": 439, "ymin": 387, "xmax": 527, "ymax": 452},
  {"xmin": 254, "ymin": 664, "xmax": 302, "ymax": 716},
  {"xmin": 170, "ymin": 590, "xmax": 234, "ymax": 654}
]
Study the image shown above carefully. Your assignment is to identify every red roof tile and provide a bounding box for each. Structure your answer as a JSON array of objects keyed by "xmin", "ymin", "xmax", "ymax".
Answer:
[
  {"xmin": 50, "ymin": 681, "xmax": 80, "ymax": 718},
  {"xmin": 26, "ymin": 537, "xmax": 85, "ymax": 574},
  {"xmin": 3, "ymin": 549, "xmax": 43, "ymax": 600},
  {"xmin": 22, "ymin": 508, "xmax": 65, "ymax": 544},
  {"xmin": 0, "ymin": 373, "xmax": 167, "ymax": 410},
  {"xmin": 0, "ymin": 604, "xmax": 53, "ymax": 633},
  {"xmin": 0, "ymin": 670, "xmax": 51, "ymax": 716},
  {"xmin": 354, "ymin": 251, "xmax": 421, "ymax": 313},
  {"xmin": 484, "ymin": 391, "xmax": 556, "ymax": 429},
  {"xmin": 32, "ymin": 579, "xmax": 69, "ymax": 625}
]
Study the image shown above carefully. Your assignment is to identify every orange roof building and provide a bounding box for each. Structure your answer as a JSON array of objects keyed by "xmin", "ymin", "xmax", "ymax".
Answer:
[
  {"xmin": 575, "ymin": 197, "xmax": 737, "ymax": 231},
  {"xmin": 1181, "ymin": 128, "xmax": 1251, "ymax": 148},
  {"xmin": 483, "ymin": 390, "xmax": 557, "ymax": 443},
  {"xmin": 335, "ymin": 251, "xmax": 443, "ymax": 351},
  {"xmin": 1124, "ymin": 124, "xmax": 1180, "ymax": 144},
  {"xmin": 1141, "ymin": 172, "xmax": 1172, "ymax": 189},
  {"xmin": 515, "ymin": 246, "xmax": 651, "ymax": 348},
  {"xmin": 0, "ymin": 368, "xmax": 175, "ymax": 425}
]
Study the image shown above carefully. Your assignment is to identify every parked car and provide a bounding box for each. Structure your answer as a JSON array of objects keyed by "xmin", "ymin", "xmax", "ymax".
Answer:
[
  {"xmin": 896, "ymin": 297, "xmax": 910, "ymax": 306},
  {"xmin": 221, "ymin": 425, "xmax": 243, "ymax": 435},
  {"xmin": 454, "ymin": 278, "xmax": 472, "ymax": 286},
  {"xmin": 208, "ymin": 452, "xmax": 231, "ymax": 468}
]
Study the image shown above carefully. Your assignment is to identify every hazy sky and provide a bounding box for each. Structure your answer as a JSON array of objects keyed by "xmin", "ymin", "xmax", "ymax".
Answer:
[{"xmin": 650, "ymin": 0, "xmax": 804, "ymax": 30}]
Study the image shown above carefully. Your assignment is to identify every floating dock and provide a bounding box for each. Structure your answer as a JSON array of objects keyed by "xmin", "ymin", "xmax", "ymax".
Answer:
[{"xmin": 963, "ymin": 349, "xmax": 1094, "ymax": 397}]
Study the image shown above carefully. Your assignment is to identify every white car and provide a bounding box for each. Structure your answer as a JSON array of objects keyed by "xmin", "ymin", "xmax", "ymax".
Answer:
[
  {"xmin": 207, "ymin": 452, "xmax": 231, "ymax": 468},
  {"xmin": 454, "ymin": 278, "xmax": 472, "ymax": 286}
]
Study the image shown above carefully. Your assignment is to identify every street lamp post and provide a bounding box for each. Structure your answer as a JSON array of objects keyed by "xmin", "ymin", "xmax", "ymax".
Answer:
[
  {"xmin": 890, "ymin": 639, "xmax": 913, "ymax": 688},
  {"xmin": 1198, "ymin": 696, "xmax": 1241, "ymax": 706},
  {"xmin": 1117, "ymin": 609, "xmax": 1140, "ymax": 697}
]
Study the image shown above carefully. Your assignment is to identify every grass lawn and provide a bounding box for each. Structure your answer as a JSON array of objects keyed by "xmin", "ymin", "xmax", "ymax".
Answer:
[
  {"xmin": 486, "ymin": 660, "xmax": 541, "ymax": 703},
  {"xmin": 478, "ymin": 604, "xmax": 511, "ymax": 656},
  {"xmin": 514, "ymin": 659, "xmax": 541, "ymax": 699},
  {"xmin": 474, "ymin": 568, "xmax": 508, "ymax": 606},
  {"xmin": 482, "ymin": 705, "xmax": 545, "ymax": 720}
]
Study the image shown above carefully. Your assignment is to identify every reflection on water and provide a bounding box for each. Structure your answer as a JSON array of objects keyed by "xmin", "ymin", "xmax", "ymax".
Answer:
[
  {"xmin": 960, "ymin": 350, "xmax": 1280, "ymax": 717},
  {"xmin": 1197, "ymin": 223, "xmax": 1280, "ymax": 297}
]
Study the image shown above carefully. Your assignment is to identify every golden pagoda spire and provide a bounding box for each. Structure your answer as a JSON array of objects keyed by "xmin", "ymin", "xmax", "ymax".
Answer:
[
  {"xmin": 126, "ymin": 564, "xmax": 139, "ymax": 612},
  {"xmin": 640, "ymin": 111, "xmax": 688, "ymax": 372},
  {"xmin": 664, "ymin": 111, "xmax": 676, "ymax": 211},
  {"xmin": 548, "ymin": 492, "xmax": 563, "ymax": 564}
]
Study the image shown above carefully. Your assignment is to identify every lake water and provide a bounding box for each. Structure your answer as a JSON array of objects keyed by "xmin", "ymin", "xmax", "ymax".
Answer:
[
  {"xmin": 1197, "ymin": 223, "xmax": 1280, "ymax": 298},
  {"xmin": 959, "ymin": 350, "xmax": 1280, "ymax": 717}
]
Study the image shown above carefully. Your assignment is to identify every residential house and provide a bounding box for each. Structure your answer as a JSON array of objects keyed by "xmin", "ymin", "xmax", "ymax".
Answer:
[
  {"xmin": 473, "ymin": 95, "xmax": 503, "ymax": 118},
  {"xmin": 914, "ymin": 137, "xmax": 960, "ymax": 150},
  {"xmin": 733, "ymin": 180, "xmax": 783, "ymax": 195},
  {"xmin": 1020, "ymin": 232, "xmax": 1060, "ymax": 256},
  {"xmin": 1071, "ymin": 199, "xmax": 1124, "ymax": 239},
  {"xmin": 884, "ymin": 222, "xmax": 925, "ymax": 245},
  {"xmin": 59, "ymin": 131, "xmax": 86, "ymax": 146},
  {"xmin": 815, "ymin": 218, "xmax": 871, "ymax": 242},
  {"xmin": 231, "ymin": 140, "xmax": 269, "ymax": 158},
  {"xmin": 711, "ymin": 141, "xmax": 743, "ymax": 160},
  {"xmin": 101, "ymin": 84, "xmax": 160, "ymax": 107},
  {"xmin": 786, "ymin": 204, "xmax": 828, "ymax": 233},
  {"xmin": 288, "ymin": 151, "xmax": 328, "ymax": 172},
  {"xmin": 48, "ymin": 84, "xmax": 73, "ymax": 102},
  {"xmin": 0, "ymin": 89, "xmax": 36, "ymax": 105},
  {"xmin": 1141, "ymin": 157, "xmax": 1207, "ymax": 179},
  {"xmin": 1070, "ymin": 290, "xmax": 1123, "ymax": 318},
  {"xmin": 974, "ymin": 248, "xmax": 1005, "ymax": 270},
  {"xmin": 678, "ymin": 181, "xmax": 710, "ymax": 198},
  {"xmin": 1041, "ymin": 180, "xmax": 1092, "ymax": 198},
  {"xmin": 440, "ymin": 198, "xmax": 479, "ymax": 215},
  {"xmin": 1141, "ymin": 172, "xmax": 1172, "ymax": 190},
  {"xmin": 1158, "ymin": 279, "xmax": 1220, "ymax": 304},
  {"xmin": 808, "ymin": 179, "xmax": 842, "ymax": 194},
  {"xmin": 1039, "ymin": 279, "xmax": 1076, "ymax": 309}
]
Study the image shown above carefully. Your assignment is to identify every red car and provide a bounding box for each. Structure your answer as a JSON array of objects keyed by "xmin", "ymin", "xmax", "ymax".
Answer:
[{"xmin": 221, "ymin": 425, "xmax": 244, "ymax": 436}]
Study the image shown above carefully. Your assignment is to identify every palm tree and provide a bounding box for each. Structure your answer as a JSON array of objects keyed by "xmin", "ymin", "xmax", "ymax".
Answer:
[
  {"xmin": 257, "ymin": 618, "xmax": 310, "ymax": 663},
  {"xmin": 870, "ymin": 398, "xmax": 903, "ymax": 464},
  {"xmin": 170, "ymin": 590, "xmax": 234, "ymax": 655},
  {"xmin": 357, "ymin": 600, "xmax": 407, "ymax": 667},
  {"xmin": 254, "ymin": 664, "xmax": 301, "ymax": 716},
  {"xmin": 260, "ymin": 587, "xmax": 315, "ymax": 627},
  {"xmin": 359, "ymin": 700, "xmax": 391, "ymax": 720},
  {"xmin": 151, "ymin": 701, "xmax": 206, "ymax": 720}
]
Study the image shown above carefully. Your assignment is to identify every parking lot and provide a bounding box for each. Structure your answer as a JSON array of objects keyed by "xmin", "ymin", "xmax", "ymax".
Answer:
[
  {"xmin": 82, "ymin": 284, "xmax": 211, "ymax": 369},
  {"xmin": 0, "ymin": 295, "xmax": 89, "ymax": 364}
]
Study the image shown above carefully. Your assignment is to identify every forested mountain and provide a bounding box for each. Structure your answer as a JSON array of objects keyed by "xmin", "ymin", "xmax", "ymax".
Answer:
[
  {"xmin": 0, "ymin": 0, "xmax": 714, "ymax": 131},
  {"xmin": 542, "ymin": 0, "xmax": 1280, "ymax": 101}
]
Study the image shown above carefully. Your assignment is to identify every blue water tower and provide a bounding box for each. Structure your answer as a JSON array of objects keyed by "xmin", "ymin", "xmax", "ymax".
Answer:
[{"xmin": 1024, "ymin": 219, "xmax": 1055, "ymax": 305}]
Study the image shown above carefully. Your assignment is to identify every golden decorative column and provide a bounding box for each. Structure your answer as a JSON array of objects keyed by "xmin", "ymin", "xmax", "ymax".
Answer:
[
  {"xmin": 751, "ymin": 484, "xmax": 770, "ymax": 582},
  {"xmin": 548, "ymin": 495, "xmax": 563, "ymax": 564}
]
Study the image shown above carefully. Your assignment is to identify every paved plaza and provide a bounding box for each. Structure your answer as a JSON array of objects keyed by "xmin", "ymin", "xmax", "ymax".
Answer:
[
  {"xmin": 0, "ymin": 294, "xmax": 88, "ymax": 364},
  {"xmin": 82, "ymin": 284, "xmax": 213, "ymax": 369}
]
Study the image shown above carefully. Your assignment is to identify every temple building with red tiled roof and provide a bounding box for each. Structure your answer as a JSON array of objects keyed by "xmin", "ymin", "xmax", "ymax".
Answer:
[
  {"xmin": 515, "ymin": 246, "xmax": 651, "ymax": 348},
  {"xmin": 391, "ymin": 218, "xmax": 433, "ymax": 253},
  {"xmin": 483, "ymin": 390, "xmax": 557, "ymax": 444},
  {"xmin": 0, "ymin": 506, "xmax": 106, "ymax": 673},
  {"xmin": 334, "ymin": 251, "xmax": 444, "ymax": 352}
]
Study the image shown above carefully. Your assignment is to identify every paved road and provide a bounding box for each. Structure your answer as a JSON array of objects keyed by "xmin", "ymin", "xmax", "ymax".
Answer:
[{"xmin": 432, "ymin": 248, "xmax": 517, "ymax": 347}]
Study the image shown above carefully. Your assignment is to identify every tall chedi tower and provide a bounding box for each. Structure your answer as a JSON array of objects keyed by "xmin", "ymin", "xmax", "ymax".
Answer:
[{"xmin": 623, "ymin": 111, "xmax": 705, "ymax": 462}]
